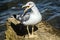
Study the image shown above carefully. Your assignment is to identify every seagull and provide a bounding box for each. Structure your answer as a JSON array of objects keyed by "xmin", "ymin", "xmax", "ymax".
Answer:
[{"xmin": 15, "ymin": 1, "xmax": 42, "ymax": 38}]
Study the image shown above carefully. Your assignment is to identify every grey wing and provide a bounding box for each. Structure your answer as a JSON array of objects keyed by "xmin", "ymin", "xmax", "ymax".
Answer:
[{"xmin": 22, "ymin": 13, "xmax": 30, "ymax": 21}]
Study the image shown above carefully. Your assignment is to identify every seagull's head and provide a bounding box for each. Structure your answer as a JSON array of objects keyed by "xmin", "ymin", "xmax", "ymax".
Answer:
[{"xmin": 22, "ymin": 1, "xmax": 35, "ymax": 13}]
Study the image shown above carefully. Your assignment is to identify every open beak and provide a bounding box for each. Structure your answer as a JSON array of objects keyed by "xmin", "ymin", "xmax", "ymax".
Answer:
[{"xmin": 22, "ymin": 5, "xmax": 30, "ymax": 13}]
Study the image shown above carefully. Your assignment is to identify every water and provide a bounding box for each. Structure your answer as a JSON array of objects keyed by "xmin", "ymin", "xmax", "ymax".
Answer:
[
  {"xmin": 0, "ymin": 3, "xmax": 60, "ymax": 25},
  {"xmin": 0, "ymin": 0, "xmax": 60, "ymax": 38}
]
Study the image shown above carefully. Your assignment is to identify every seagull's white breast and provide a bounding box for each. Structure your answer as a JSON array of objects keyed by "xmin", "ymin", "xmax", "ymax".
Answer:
[
  {"xmin": 22, "ymin": 4, "xmax": 42, "ymax": 25},
  {"xmin": 23, "ymin": 13, "xmax": 42, "ymax": 25}
]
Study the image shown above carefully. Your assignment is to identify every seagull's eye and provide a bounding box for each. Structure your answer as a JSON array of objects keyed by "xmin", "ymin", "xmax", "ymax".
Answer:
[{"xmin": 29, "ymin": 3, "xmax": 31, "ymax": 5}]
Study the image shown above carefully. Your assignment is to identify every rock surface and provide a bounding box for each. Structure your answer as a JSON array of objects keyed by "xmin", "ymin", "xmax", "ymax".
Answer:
[{"xmin": 5, "ymin": 17, "xmax": 60, "ymax": 40}]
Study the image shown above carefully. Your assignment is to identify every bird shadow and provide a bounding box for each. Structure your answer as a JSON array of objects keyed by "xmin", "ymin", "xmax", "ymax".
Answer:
[{"xmin": 11, "ymin": 22, "xmax": 38, "ymax": 36}]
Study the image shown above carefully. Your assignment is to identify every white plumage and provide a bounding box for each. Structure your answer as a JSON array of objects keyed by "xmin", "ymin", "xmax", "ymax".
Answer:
[
  {"xmin": 16, "ymin": 1, "xmax": 42, "ymax": 38},
  {"xmin": 23, "ymin": 4, "xmax": 42, "ymax": 25},
  {"xmin": 22, "ymin": 2, "xmax": 42, "ymax": 38}
]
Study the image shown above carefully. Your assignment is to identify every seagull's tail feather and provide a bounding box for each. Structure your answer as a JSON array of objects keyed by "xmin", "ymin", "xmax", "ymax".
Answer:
[{"xmin": 11, "ymin": 14, "xmax": 22, "ymax": 21}]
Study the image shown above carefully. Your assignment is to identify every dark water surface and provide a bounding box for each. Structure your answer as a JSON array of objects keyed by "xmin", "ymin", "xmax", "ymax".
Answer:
[
  {"xmin": 0, "ymin": 3, "xmax": 60, "ymax": 25},
  {"xmin": 0, "ymin": 0, "xmax": 60, "ymax": 39},
  {"xmin": 0, "ymin": 0, "xmax": 60, "ymax": 28}
]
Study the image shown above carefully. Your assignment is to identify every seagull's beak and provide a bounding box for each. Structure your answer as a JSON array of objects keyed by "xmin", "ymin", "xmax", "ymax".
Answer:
[{"xmin": 22, "ymin": 5, "xmax": 30, "ymax": 13}]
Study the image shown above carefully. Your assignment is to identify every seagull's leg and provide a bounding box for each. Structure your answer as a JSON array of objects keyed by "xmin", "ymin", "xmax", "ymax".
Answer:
[
  {"xmin": 27, "ymin": 26, "xmax": 30, "ymax": 36},
  {"xmin": 29, "ymin": 25, "xmax": 38, "ymax": 38},
  {"xmin": 32, "ymin": 25, "xmax": 34, "ymax": 35},
  {"xmin": 26, "ymin": 25, "xmax": 38, "ymax": 38}
]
